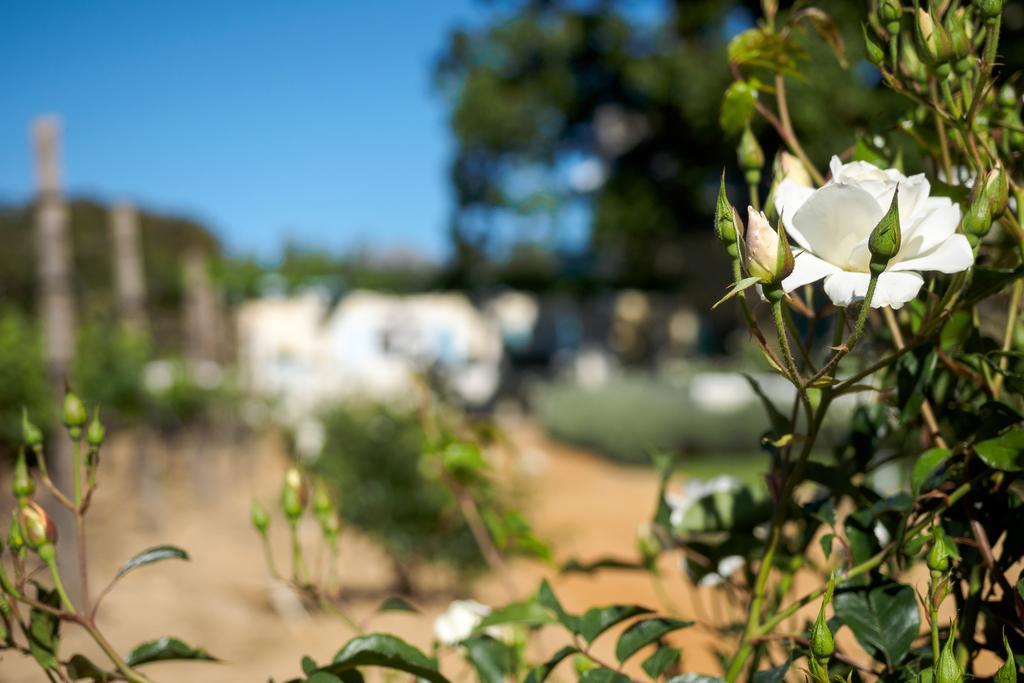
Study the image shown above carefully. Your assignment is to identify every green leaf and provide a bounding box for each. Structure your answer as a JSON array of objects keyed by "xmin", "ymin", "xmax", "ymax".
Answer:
[
  {"xmin": 66, "ymin": 654, "xmax": 116, "ymax": 681},
  {"xmin": 720, "ymin": 81, "xmax": 758, "ymax": 136},
  {"xmin": 727, "ymin": 27, "xmax": 806, "ymax": 77},
  {"xmin": 125, "ymin": 636, "xmax": 218, "ymax": 667},
  {"xmin": 579, "ymin": 604, "xmax": 653, "ymax": 643},
  {"xmin": 580, "ymin": 668, "xmax": 631, "ymax": 683},
  {"xmin": 995, "ymin": 631, "xmax": 1017, "ymax": 683},
  {"xmin": 115, "ymin": 545, "xmax": 189, "ymax": 581},
  {"xmin": 476, "ymin": 599, "xmax": 554, "ymax": 630},
  {"xmin": 463, "ymin": 636, "xmax": 515, "ymax": 683},
  {"xmin": 537, "ymin": 580, "xmax": 581, "ymax": 633},
  {"xmin": 820, "ymin": 533, "xmax": 834, "ymax": 559},
  {"xmin": 975, "ymin": 428, "xmax": 1024, "ymax": 471},
  {"xmin": 524, "ymin": 646, "xmax": 577, "ymax": 683},
  {"xmin": 792, "ymin": 8, "xmax": 846, "ymax": 67},
  {"xmin": 964, "ymin": 266, "xmax": 1024, "ymax": 306},
  {"xmin": 308, "ymin": 674, "xmax": 345, "ymax": 683},
  {"xmin": 833, "ymin": 582, "xmax": 920, "ymax": 666},
  {"xmin": 615, "ymin": 618, "xmax": 693, "ymax": 663},
  {"xmin": 561, "ymin": 557, "xmax": 648, "ymax": 574},
  {"xmin": 303, "ymin": 656, "xmax": 318, "ymax": 674},
  {"xmin": 665, "ymin": 676, "xmax": 726, "ymax": 683},
  {"xmin": 28, "ymin": 585, "xmax": 61, "ymax": 671},
  {"xmin": 322, "ymin": 634, "xmax": 448, "ymax": 683},
  {"xmin": 642, "ymin": 646, "xmax": 681, "ymax": 680},
  {"xmin": 712, "ymin": 276, "xmax": 762, "ymax": 309},
  {"xmin": 375, "ymin": 596, "xmax": 419, "ymax": 614},
  {"xmin": 912, "ymin": 448, "xmax": 951, "ymax": 495}
]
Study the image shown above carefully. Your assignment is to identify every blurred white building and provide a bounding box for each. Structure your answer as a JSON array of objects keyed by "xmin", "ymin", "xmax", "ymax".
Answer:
[{"xmin": 236, "ymin": 290, "xmax": 504, "ymax": 418}]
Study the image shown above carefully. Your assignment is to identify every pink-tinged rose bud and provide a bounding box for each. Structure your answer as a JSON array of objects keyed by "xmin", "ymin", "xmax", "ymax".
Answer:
[
  {"xmin": 744, "ymin": 207, "xmax": 792, "ymax": 285},
  {"xmin": 281, "ymin": 466, "xmax": 307, "ymax": 521},
  {"xmin": 778, "ymin": 152, "xmax": 812, "ymax": 187},
  {"xmin": 19, "ymin": 501, "xmax": 57, "ymax": 550}
]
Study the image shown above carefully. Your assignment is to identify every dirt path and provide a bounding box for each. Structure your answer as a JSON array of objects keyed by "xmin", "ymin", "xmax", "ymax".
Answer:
[{"xmin": 1, "ymin": 420, "xmax": 742, "ymax": 682}]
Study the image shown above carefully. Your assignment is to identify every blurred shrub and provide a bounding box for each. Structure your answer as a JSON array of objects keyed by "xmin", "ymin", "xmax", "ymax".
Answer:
[
  {"xmin": 531, "ymin": 372, "xmax": 848, "ymax": 465},
  {"xmin": 0, "ymin": 310, "xmax": 50, "ymax": 457},
  {"xmin": 75, "ymin": 320, "xmax": 151, "ymax": 424},
  {"xmin": 311, "ymin": 403, "xmax": 483, "ymax": 588}
]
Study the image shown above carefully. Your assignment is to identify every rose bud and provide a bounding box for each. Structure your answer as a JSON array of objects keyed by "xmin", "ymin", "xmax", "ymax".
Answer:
[
  {"xmin": 714, "ymin": 173, "xmax": 741, "ymax": 258},
  {"xmin": 250, "ymin": 499, "xmax": 270, "ymax": 535},
  {"xmin": 915, "ymin": 7, "xmax": 955, "ymax": 76},
  {"xmin": 280, "ymin": 466, "xmax": 307, "ymax": 521},
  {"xmin": 62, "ymin": 388, "xmax": 88, "ymax": 438},
  {"xmin": 869, "ymin": 188, "xmax": 902, "ymax": 273},
  {"xmin": 312, "ymin": 481, "xmax": 332, "ymax": 519},
  {"xmin": 975, "ymin": 0, "xmax": 1004, "ymax": 22},
  {"xmin": 7, "ymin": 512, "xmax": 25, "ymax": 552},
  {"xmin": 22, "ymin": 408, "xmax": 43, "ymax": 449},
  {"xmin": 19, "ymin": 501, "xmax": 57, "ymax": 550},
  {"xmin": 12, "ymin": 450, "xmax": 34, "ymax": 500},
  {"xmin": 744, "ymin": 207, "xmax": 793, "ymax": 288},
  {"xmin": 86, "ymin": 408, "xmax": 105, "ymax": 449},
  {"xmin": 963, "ymin": 189, "xmax": 992, "ymax": 247},
  {"xmin": 878, "ymin": 0, "xmax": 902, "ymax": 33},
  {"xmin": 936, "ymin": 622, "xmax": 963, "ymax": 683},
  {"xmin": 983, "ymin": 164, "xmax": 1009, "ymax": 218},
  {"xmin": 737, "ymin": 126, "xmax": 765, "ymax": 186},
  {"xmin": 863, "ymin": 24, "xmax": 886, "ymax": 67}
]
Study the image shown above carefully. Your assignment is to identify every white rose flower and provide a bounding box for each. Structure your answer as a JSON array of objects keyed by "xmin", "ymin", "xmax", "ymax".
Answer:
[
  {"xmin": 433, "ymin": 599, "xmax": 492, "ymax": 645},
  {"xmin": 775, "ymin": 156, "xmax": 973, "ymax": 309}
]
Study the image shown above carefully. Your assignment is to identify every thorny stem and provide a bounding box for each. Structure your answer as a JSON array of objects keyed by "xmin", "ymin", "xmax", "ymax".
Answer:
[
  {"xmin": 79, "ymin": 617, "xmax": 155, "ymax": 683},
  {"xmin": 806, "ymin": 275, "xmax": 879, "ymax": 387}
]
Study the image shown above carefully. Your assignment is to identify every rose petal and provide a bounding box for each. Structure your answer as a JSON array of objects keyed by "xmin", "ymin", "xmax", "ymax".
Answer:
[
  {"xmin": 782, "ymin": 251, "xmax": 842, "ymax": 292},
  {"xmin": 775, "ymin": 179, "xmax": 815, "ymax": 237},
  {"xmin": 889, "ymin": 234, "xmax": 974, "ymax": 274},
  {"xmin": 822, "ymin": 270, "xmax": 924, "ymax": 309},
  {"xmin": 823, "ymin": 271, "xmax": 872, "ymax": 307},
  {"xmin": 872, "ymin": 271, "xmax": 925, "ymax": 308},
  {"xmin": 897, "ymin": 201, "xmax": 962, "ymax": 259},
  {"xmin": 790, "ymin": 184, "xmax": 883, "ymax": 266}
]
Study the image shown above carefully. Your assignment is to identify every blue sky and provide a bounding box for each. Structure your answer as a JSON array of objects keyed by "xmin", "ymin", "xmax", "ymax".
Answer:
[{"xmin": 0, "ymin": 1, "xmax": 486, "ymax": 260}]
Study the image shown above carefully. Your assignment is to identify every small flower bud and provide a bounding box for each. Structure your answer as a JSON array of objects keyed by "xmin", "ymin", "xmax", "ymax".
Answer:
[
  {"xmin": 975, "ymin": 0, "xmax": 1004, "ymax": 22},
  {"xmin": 62, "ymin": 388, "xmax": 87, "ymax": 437},
  {"xmin": 900, "ymin": 34, "xmax": 930, "ymax": 83},
  {"xmin": 251, "ymin": 499, "xmax": 270, "ymax": 535},
  {"xmin": 320, "ymin": 509, "xmax": 341, "ymax": 541},
  {"xmin": 936, "ymin": 622, "xmax": 964, "ymax": 683},
  {"xmin": 313, "ymin": 481, "xmax": 332, "ymax": 518},
  {"xmin": 738, "ymin": 126, "xmax": 765, "ymax": 185},
  {"xmin": 21, "ymin": 409, "xmax": 43, "ymax": 449},
  {"xmin": 983, "ymin": 165, "xmax": 1009, "ymax": 218},
  {"xmin": 963, "ymin": 190, "xmax": 993, "ymax": 246},
  {"xmin": 863, "ymin": 24, "xmax": 886, "ymax": 66},
  {"xmin": 810, "ymin": 574, "xmax": 836, "ymax": 662},
  {"xmin": 878, "ymin": 0, "xmax": 902, "ymax": 26},
  {"xmin": 869, "ymin": 188, "xmax": 902, "ymax": 273},
  {"xmin": 12, "ymin": 450, "xmax": 34, "ymax": 500},
  {"xmin": 715, "ymin": 173, "xmax": 741, "ymax": 258},
  {"xmin": 944, "ymin": 8, "xmax": 970, "ymax": 60},
  {"xmin": 915, "ymin": 7, "xmax": 955, "ymax": 74},
  {"xmin": 86, "ymin": 408, "xmax": 105, "ymax": 448},
  {"xmin": 777, "ymin": 151, "xmax": 812, "ymax": 187},
  {"xmin": 18, "ymin": 501, "xmax": 57, "ymax": 550},
  {"xmin": 280, "ymin": 466, "xmax": 307, "ymax": 521},
  {"xmin": 7, "ymin": 512, "xmax": 24, "ymax": 552},
  {"xmin": 927, "ymin": 538, "xmax": 950, "ymax": 572},
  {"xmin": 745, "ymin": 207, "xmax": 793, "ymax": 287}
]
